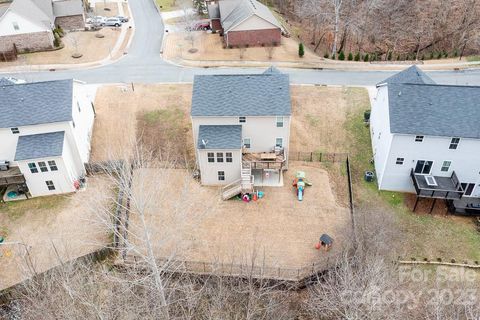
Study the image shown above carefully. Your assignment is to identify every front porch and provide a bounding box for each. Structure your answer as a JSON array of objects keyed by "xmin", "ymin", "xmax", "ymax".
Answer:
[
  {"xmin": 0, "ymin": 166, "xmax": 29, "ymax": 202},
  {"xmin": 410, "ymin": 169, "xmax": 464, "ymax": 213}
]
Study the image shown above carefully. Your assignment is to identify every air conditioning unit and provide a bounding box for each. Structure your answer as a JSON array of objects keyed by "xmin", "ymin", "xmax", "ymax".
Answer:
[{"xmin": 0, "ymin": 160, "xmax": 9, "ymax": 171}]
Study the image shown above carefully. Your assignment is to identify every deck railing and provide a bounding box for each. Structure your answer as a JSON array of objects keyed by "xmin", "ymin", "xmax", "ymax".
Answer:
[{"xmin": 410, "ymin": 169, "xmax": 464, "ymax": 200}]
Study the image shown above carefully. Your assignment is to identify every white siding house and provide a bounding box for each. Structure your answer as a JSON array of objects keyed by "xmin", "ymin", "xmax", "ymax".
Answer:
[
  {"xmin": 370, "ymin": 66, "xmax": 480, "ymax": 214},
  {"xmin": 191, "ymin": 67, "xmax": 292, "ymax": 199},
  {"xmin": 0, "ymin": 78, "xmax": 95, "ymax": 199}
]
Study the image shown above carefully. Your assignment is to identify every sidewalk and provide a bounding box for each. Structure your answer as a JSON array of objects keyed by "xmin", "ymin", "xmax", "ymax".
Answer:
[{"xmin": 0, "ymin": 0, "xmax": 134, "ymax": 73}]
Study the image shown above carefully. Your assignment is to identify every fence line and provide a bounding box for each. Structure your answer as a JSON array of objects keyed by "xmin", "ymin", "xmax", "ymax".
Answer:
[
  {"xmin": 120, "ymin": 255, "xmax": 333, "ymax": 283},
  {"xmin": 289, "ymin": 151, "xmax": 348, "ymax": 163}
]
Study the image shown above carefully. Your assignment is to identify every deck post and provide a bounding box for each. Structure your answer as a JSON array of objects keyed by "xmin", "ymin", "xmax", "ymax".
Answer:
[
  {"xmin": 413, "ymin": 196, "xmax": 420, "ymax": 212},
  {"xmin": 429, "ymin": 198, "xmax": 436, "ymax": 214}
]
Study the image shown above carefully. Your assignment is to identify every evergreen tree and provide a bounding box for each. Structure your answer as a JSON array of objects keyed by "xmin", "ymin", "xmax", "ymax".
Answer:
[
  {"xmin": 354, "ymin": 52, "xmax": 360, "ymax": 61},
  {"xmin": 347, "ymin": 52, "xmax": 353, "ymax": 61},
  {"xmin": 338, "ymin": 51, "xmax": 345, "ymax": 60},
  {"xmin": 363, "ymin": 53, "xmax": 369, "ymax": 62},
  {"xmin": 298, "ymin": 43, "xmax": 305, "ymax": 57}
]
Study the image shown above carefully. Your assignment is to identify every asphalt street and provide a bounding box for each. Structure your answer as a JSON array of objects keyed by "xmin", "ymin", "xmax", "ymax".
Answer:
[{"xmin": 2, "ymin": 0, "xmax": 480, "ymax": 86}]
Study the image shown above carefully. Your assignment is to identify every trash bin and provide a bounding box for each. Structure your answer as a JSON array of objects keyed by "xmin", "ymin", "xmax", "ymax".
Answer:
[{"xmin": 364, "ymin": 171, "xmax": 374, "ymax": 182}]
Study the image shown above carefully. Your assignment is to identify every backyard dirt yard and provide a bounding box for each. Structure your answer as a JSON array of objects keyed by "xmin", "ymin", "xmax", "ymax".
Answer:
[
  {"xmin": 127, "ymin": 162, "xmax": 351, "ymax": 274},
  {"xmin": 162, "ymin": 32, "xmax": 322, "ymax": 64},
  {"xmin": 0, "ymin": 176, "xmax": 112, "ymax": 290}
]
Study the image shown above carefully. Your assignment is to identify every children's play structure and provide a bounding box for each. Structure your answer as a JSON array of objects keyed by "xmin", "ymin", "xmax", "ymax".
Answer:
[{"xmin": 292, "ymin": 171, "xmax": 312, "ymax": 201}]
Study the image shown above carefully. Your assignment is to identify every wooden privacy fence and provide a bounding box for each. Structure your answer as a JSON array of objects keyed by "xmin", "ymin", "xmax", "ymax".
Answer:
[
  {"xmin": 289, "ymin": 151, "xmax": 348, "ymax": 163},
  {"xmin": 121, "ymin": 255, "xmax": 333, "ymax": 283}
]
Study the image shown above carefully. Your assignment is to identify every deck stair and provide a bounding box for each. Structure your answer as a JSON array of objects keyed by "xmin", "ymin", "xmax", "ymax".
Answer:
[{"xmin": 221, "ymin": 162, "xmax": 254, "ymax": 200}]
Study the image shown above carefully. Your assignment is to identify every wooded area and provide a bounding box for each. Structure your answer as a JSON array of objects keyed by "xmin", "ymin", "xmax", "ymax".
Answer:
[{"xmin": 267, "ymin": 0, "xmax": 480, "ymax": 60}]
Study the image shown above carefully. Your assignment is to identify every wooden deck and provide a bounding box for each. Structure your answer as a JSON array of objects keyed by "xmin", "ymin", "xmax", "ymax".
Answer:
[
  {"xmin": 242, "ymin": 152, "xmax": 285, "ymax": 170},
  {"xmin": 0, "ymin": 167, "xmax": 25, "ymax": 187}
]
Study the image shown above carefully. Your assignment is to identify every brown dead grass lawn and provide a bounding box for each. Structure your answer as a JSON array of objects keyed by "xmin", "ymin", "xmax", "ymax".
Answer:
[
  {"xmin": 163, "ymin": 32, "xmax": 322, "ymax": 63},
  {"xmin": 94, "ymin": 2, "xmax": 119, "ymax": 17},
  {"xmin": 90, "ymin": 84, "xmax": 193, "ymax": 162},
  {"xmin": 128, "ymin": 162, "xmax": 350, "ymax": 272},
  {"xmin": 2, "ymin": 29, "xmax": 121, "ymax": 66},
  {"xmin": 0, "ymin": 176, "xmax": 112, "ymax": 290}
]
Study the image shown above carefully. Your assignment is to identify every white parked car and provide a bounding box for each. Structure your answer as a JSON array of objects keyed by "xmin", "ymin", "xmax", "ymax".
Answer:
[
  {"xmin": 104, "ymin": 17, "xmax": 123, "ymax": 27},
  {"xmin": 86, "ymin": 16, "xmax": 106, "ymax": 25}
]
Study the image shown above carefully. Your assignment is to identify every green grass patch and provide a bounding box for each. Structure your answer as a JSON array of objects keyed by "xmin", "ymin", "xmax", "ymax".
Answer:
[
  {"xmin": 143, "ymin": 109, "xmax": 183, "ymax": 126},
  {"xmin": 156, "ymin": 0, "xmax": 177, "ymax": 11},
  {"xmin": 466, "ymin": 55, "xmax": 480, "ymax": 62},
  {"xmin": 344, "ymin": 89, "xmax": 480, "ymax": 261},
  {"xmin": 0, "ymin": 195, "xmax": 67, "ymax": 220}
]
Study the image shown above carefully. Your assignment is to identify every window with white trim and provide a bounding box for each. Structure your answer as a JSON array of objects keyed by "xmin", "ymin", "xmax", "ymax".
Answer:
[
  {"xmin": 45, "ymin": 180, "xmax": 55, "ymax": 191},
  {"xmin": 28, "ymin": 163, "xmax": 38, "ymax": 173},
  {"xmin": 275, "ymin": 137, "xmax": 283, "ymax": 148},
  {"xmin": 415, "ymin": 135, "xmax": 424, "ymax": 142},
  {"xmin": 11, "ymin": 127, "xmax": 19, "ymax": 134},
  {"xmin": 207, "ymin": 152, "xmax": 215, "ymax": 163},
  {"xmin": 396, "ymin": 157, "xmax": 404, "ymax": 165},
  {"xmin": 441, "ymin": 161, "xmax": 451, "ymax": 172},
  {"xmin": 218, "ymin": 171, "xmax": 225, "ymax": 181},
  {"xmin": 216, "ymin": 152, "xmax": 224, "ymax": 163},
  {"xmin": 449, "ymin": 137, "xmax": 460, "ymax": 150},
  {"xmin": 276, "ymin": 116, "xmax": 284, "ymax": 127},
  {"xmin": 414, "ymin": 160, "xmax": 433, "ymax": 175},
  {"xmin": 243, "ymin": 138, "xmax": 251, "ymax": 149},
  {"xmin": 12, "ymin": 22, "xmax": 19, "ymax": 30},
  {"xmin": 226, "ymin": 152, "xmax": 233, "ymax": 163},
  {"xmin": 38, "ymin": 161, "xmax": 48, "ymax": 172},
  {"xmin": 48, "ymin": 160, "xmax": 58, "ymax": 171},
  {"xmin": 239, "ymin": 116, "xmax": 246, "ymax": 123}
]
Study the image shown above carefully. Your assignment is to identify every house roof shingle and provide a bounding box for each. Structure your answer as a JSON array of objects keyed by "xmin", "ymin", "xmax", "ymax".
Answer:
[
  {"xmin": 191, "ymin": 69, "xmax": 291, "ymax": 117},
  {"xmin": 378, "ymin": 65, "xmax": 435, "ymax": 86},
  {"xmin": 387, "ymin": 83, "xmax": 480, "ymax": 139},
  {"xmin": 8, "ymin": 0, "xmax": 55, "ymax": 29},
  {"xmin": 197, "ymin": 125, "xmax": 242, "ymax": 150},
  {"xmin": 219, "ymin": 0, "xmax": 281, "ymax": 32},
  {"xmin": 0, "ymin": 79, "xmax": 73, "ymax": 128},
  {"xmin": 14, "ymin": 131, "xmax": 65, "ymax": 161}
]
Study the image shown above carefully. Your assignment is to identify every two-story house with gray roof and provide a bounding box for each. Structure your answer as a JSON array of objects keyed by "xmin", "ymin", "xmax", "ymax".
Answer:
[
  {"xmin": 191, "ymin": 67, "xmax": 291, "ymax": 200},
  {"xmin": 370, "ymin": 66, "xmax": 480, "ymax": 215},
  {"xmin": 0, "ymin": 78, "xmax": 95, "ymax": 200}
]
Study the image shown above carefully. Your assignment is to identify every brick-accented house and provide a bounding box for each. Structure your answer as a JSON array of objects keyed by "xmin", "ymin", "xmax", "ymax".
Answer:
[
  {"xmin": 207, "ymin": 0, "xmax": 282, "ymax": 48},
  {"xmin": 0, "ymin": 0, "xmax": 84, "ymax": 53}
]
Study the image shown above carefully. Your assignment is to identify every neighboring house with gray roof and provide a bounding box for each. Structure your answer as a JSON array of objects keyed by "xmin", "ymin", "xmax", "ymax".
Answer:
[
  {"xmin": 207, "ymin": 0, "xmax": 282, "ymax": 47},
  {"xmin": 0, "ymin": 0, "xmax": 84, "ymax": 52},
  {"xmin": 370, "ymin": 66, "xmax": 480, "ymax": 214},
  {"xmin": 191, "ymin": 68, "xmax": 291, "ymax": 199},
  {"xmin": 0, "ymin": 79, "xmax": 95, "ymax": 199}
]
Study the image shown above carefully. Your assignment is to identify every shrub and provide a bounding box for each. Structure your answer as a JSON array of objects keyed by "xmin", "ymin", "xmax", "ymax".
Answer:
[
  {"xmin": 453, "ymin": 49, "xmax": 458, "ymax": 57},
  {"xmin": 443, "ymin": 51, "xmax": 448, "ymax": 58},
  {"xmin": 338, "ymin": 51, "xmax": 345, "ymax": 60},
  {"xmin": 324, "ymin": 52, "xmax": 329, "ymax": 59},
  {"xmin": 420, "ymin": 54, "xmax": 425, "ymax": 60},
  {"xmin": 387, "ymin": 52, "xmax": 392, "ymax": 61},
  {"xmin": 437, "ymin": 258, "xmax": 442, "ymax": 262},
  {"xmin": 363, "ymin": 53, "xmax": 369, "ymax": 62},
  {"xmin": 347, "ymin": 52, "xmax": 353, "ymax": 61},
  {"xmin": 436, "ymin": 52, "xmax": 442, "ymax": 59},
  {"xmin": 53, "ymin": 37, "xmax": 60, "ymax": 48},
  {"xmin": 396, "ymin": 54, "xmax": 401, "ymax": 61},
  {"xmin": 354, "ymin": 52, "xmax": 360, "ymax": 61},
  {"xmin": 429, "ymin": 52, "xmax": 434, "ymax": 59},
  {"xmin": 298, "ymin": 43, "xmax": 305, "ymax": 57},
  {"xmin": 451, "ymin": 258, "xmax": 456, "ymax": 263}
]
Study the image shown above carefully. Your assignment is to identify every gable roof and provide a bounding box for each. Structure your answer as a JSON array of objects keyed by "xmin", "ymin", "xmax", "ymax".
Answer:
[
  {"xmin": 387, "ymin": 83, "xmax": 480, "ymax": 139},
  {"xmin": 0, "ymin": 3, "xmax": 11, "ymax": 19},
  {"xmin": 14, "ymin": 131, "xmax": 65, "ymax": 161},
  {"xmin": 378, "ymin": 65, "xmax": 435, "ymax": 86},
  {"xmin": 7, "ymin": 0, "xmax": 54, "ymax": 29},
  {"xmin": 191, "ymin": 69, "xmax": 291, "ymax": 117},
  {"xmin": 0, "ymin": 79, "xmax": 73, "ymax": 128},
  {"xmin": 219, "ymin": 0, "xmax": 281, "ymax": 32},
  {"xmin": 53, "ymin": 0, "xmax": 83, "ymax": 17},
  {"xmin": 198, "ymin": 125, "xmax": 242, "ymax": 150}
]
